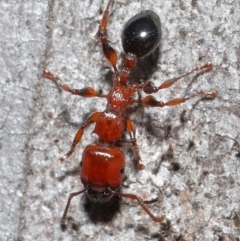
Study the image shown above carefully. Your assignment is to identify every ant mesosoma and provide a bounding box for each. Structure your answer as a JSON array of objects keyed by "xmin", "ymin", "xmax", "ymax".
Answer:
[{"xmin": 43, "ymin": 0, "xmax": 216, "ymax": 226}]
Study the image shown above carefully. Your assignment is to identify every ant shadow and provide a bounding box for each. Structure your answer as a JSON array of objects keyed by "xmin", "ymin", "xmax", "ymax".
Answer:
[
  {"xmin": 121, "ymin": 46, "xmax": 161, "ymax": 83},
  {"xmin": 123, "ymin": 47, "xmax": 169, "ymax": 139},
  {"xmin": 83, "ymin": 195, "xmax": 121, "ymax": 223}
]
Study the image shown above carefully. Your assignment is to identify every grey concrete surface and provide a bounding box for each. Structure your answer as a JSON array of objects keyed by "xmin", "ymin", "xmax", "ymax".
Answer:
[{"xmin": 0, "ymin": 0, "xmax": 239, "ymax": 240}]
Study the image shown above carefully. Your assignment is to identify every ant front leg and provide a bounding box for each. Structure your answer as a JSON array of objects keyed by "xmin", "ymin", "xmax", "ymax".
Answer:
[
  {"xmin": 59, "ymin": 112, "xmax": 101, "ymax": 162},
  {"xmin": 99, "ymin": 0, "xmax": 119, "ymax": 75},
  {"xmin": 43, "ymin": 70, "xmax": 106, "ymax": 98},
  {"xmin": 126, "ymin": 117, "xmax": 145, "ymax": 170}
]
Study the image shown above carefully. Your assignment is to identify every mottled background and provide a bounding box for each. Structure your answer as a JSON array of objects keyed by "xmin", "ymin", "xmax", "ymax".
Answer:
[{"xmin": 0, "ymin": 0, "xmax": 239, "ymax": 240}]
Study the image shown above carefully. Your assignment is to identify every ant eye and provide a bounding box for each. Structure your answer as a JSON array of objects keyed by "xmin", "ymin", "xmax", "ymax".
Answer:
[
  {"xmin": 120, "ymin": 167, "xmax": 125, "ymax": 174},
  {"xmin": 80, "ymin": 161, "xmax": 82, "ymax": 167}
]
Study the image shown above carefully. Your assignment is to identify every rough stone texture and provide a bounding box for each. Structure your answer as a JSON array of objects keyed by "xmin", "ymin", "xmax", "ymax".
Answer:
[{"xmin": 0, "ymin": 0, "xmax": 239, "ymax": 240}]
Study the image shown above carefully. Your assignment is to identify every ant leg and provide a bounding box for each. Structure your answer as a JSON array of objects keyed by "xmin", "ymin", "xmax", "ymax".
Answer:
[
  {"xmin": 110, "ymin": 189, "xmax": 166, "ymax": 223},
  {"xmin": 43, "ymin": 70, "xmax": 106, "ymax": 98},
  {"xmin": 126, "ymin": 117, "xmax": 145, "ymax": 170},
  {"xmin": 99, "ymin": 0, "xmax": 119, "ymax": 74},
  {"xmin": 135, "ymin": 90, "xmax": 217, "ymax": 108},
  {"xmin": 60, "ymin": 112, "xmax": 101, "ymax": 162},
  {"xmin": 61, "ymin": 187, "xmax": 89, "ymax": 226},
  {"xmin": 132, "ymin": 63, "xmax": 214, "ymax": 94}
]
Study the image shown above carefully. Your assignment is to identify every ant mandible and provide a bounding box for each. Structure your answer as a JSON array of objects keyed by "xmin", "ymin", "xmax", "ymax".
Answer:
[{"xmin": 43, "ymin": 0, "xmax": 216, "ymax": 226}]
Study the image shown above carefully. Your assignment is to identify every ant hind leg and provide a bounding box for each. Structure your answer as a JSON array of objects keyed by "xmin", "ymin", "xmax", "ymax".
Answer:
[
  {"xmin": 99, "ymin": 0, "xmax": 119, "ymax": 74},
  {"xmin": 142, "ymin": 63, "xmax": 214, "ymax": 94},
  {"xmin": 43, "ymin": 70, "xmax": 106, "ymax": 98}
]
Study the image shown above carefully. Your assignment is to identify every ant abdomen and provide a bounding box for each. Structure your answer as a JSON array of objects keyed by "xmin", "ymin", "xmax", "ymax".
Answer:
[{"xmin": 122, "ymin": 10, "xmax": 161, "ymax": 58}]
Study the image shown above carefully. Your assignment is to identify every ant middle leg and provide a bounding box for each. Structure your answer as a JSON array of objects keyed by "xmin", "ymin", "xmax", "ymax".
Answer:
[
  {"xmin": 43, "ymin": 70, "xmax": 106, "ymax": 98},
  {"xmin": 59, "ymin": 112, "xmax": 101, "ymax": 162},
  {"xmin": 136, "ymin": 90, "xmax": 217, "ymax": 108},
  {"xmin": 126, "ymin": 117, "xmax": 145, "ymax": 170}
]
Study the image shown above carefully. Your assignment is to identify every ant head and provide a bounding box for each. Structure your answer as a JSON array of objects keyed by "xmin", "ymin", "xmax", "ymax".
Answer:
[
  {"xmin": 80, "ymin": 144, "xmax": 125, "ymax": 202},
  {"xmin": 122, "ymin": 10, "xmax": 161, "ymax": 58}
]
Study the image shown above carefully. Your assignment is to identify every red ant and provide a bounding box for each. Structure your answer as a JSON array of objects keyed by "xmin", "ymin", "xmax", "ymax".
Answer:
[{"xmin": 43, "ymin": 0, "xmax": 216, "ymax": 226}]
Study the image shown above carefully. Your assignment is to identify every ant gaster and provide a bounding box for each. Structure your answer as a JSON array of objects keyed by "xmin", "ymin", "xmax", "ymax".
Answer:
[{"xmin": 43, "ymin": 0, "xmax": 216, "ymax": 225}]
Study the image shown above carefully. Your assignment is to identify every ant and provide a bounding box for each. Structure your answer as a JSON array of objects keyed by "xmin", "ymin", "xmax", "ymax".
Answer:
[{"xmin": 43, "ymin": 0, "xmax": 216, "ymax": 226}]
